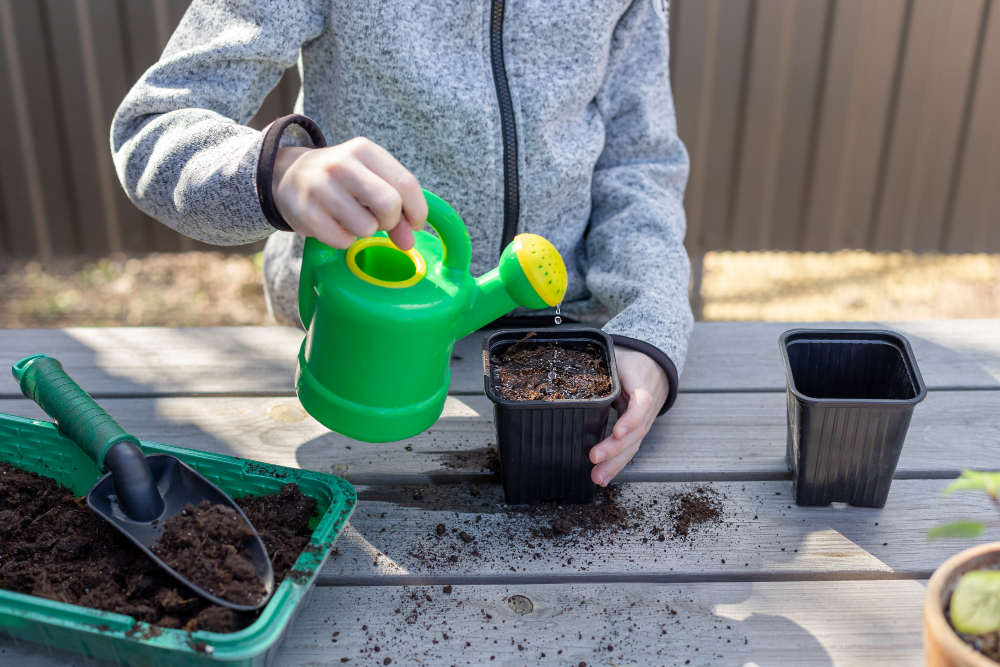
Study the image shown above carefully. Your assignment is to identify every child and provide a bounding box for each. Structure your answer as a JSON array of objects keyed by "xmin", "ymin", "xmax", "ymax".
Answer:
[{"xmin": 112, "ymin": 0, "xmax": 693, "ymax": 486}]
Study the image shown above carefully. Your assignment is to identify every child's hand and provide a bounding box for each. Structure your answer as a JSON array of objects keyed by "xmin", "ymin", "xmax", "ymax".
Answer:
[
  {"xmin": 271, "ymin": 139, "xmax": 428, "ymax": 250},
  {"xmin": 588, "ymin": 346, "xmax": 669, "ymax": 486}
]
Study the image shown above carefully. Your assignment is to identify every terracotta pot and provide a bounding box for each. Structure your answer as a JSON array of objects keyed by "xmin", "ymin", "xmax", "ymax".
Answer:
[{"xmin": 925, "ymin": 542, "xmax": 1000, "ymax": 667}]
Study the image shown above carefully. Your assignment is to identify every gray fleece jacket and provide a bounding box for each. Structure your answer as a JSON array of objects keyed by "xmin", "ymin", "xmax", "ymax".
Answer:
[{"xmin": 111, "ymin": 0, "xmax": 693, "ymax": 411}]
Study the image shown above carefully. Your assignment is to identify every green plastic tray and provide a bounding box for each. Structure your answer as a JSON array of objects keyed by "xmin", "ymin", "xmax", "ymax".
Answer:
[{"xmin": 0, "ymin": 410, "xmax": 356, "ymax": 666}]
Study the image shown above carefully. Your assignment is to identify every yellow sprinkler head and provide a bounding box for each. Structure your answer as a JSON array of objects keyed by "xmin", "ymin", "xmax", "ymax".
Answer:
[{"xmin": 498, "ymin": 233, "xmax": 568, "ymax": 309}]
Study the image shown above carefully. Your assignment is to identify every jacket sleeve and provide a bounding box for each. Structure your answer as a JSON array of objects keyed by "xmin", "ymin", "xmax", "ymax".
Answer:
[
  {"xmin": 586, "ymin": 0, "xmax": 692, "ymax": 413},
  {"xmin": 110, "ymin": 0, "xmax": 329, "ymax": 245}
]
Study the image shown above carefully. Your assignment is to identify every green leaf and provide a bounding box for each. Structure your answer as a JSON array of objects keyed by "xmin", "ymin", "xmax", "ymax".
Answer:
[
  {"xmin": 927, "ymin": 521, "xmax": 984, "ymax": 541},
  {"xmin": 951, "ymin": 570, "xmax": 1000, "ymax": 634},
  {"xmin": 942, "ymin": 471, "xmax": 1000, "ymax": 499}
]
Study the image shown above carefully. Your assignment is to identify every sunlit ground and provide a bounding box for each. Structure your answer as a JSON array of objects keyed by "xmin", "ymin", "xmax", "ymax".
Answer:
[
  {"xmin": 700, "ymin": 251, "xmax": 1000, "ymax": 321},
  {"xmin": 0, "ymin": 250, "xmax": 998, "ymax": 328}
]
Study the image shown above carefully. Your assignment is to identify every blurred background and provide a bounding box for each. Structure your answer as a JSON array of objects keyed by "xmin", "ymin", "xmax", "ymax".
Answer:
[{"xmin": 0, "ymin": 0, "xmax": 998, "ymax": 327}]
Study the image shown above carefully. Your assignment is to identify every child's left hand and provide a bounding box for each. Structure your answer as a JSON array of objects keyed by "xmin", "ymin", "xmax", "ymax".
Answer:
[{"xmin": 588, "ymin": 346, "xmax": 669, "ymax": 486}]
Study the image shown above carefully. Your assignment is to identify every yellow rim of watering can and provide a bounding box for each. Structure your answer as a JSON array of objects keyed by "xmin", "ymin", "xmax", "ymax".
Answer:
[{"xmin": 345, "ymin": 237, "xmax": 428, "ymax": 289}]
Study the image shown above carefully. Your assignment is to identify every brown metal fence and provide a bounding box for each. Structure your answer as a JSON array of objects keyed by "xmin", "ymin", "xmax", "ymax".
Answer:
[{"xmin": 0, "ymin": 0, "xmax": 998, "ymax": 260}]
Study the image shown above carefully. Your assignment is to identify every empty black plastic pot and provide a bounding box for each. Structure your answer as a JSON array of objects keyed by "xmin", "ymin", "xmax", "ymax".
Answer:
[
  {"xmin": 483, "ymin": 328, "xmax": 621, "ymax": 505},
  {"xmin": 779, "ymin": 329, "xmax": 927, "ymax": 508}
]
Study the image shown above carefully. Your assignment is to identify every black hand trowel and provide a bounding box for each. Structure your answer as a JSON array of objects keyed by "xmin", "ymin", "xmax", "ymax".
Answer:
[{"xmin": 12, "ymin": 354, "xmax": 274, "ymax": 612}]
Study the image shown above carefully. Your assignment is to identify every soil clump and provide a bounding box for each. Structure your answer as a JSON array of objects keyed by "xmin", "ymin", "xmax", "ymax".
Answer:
[
  {"xmin": 151, "ymin": 501, "xmax": 266, "ymax": 607},
  {"xmin": 491, "ymin": 335, "xmax": 611, "ymax": 401},
  {"xmin": 0, "ymin": 463, "xmax": 315, "ymax": 633},
  {"xmin": 666, "ymin": 487, "xmax": 723, "ymax": 537}
]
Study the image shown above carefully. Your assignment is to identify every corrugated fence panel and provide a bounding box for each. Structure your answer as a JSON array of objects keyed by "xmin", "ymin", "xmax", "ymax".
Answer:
[
  {"xmin": 0, "ymin": 0, "xmax": 998, "ymax": 257},
  {"xmin": 945, "ymin": 0, "xmax": 1000, "ymax": 253},
  {"xmin": 873, "ymin": 0, "xmax": 986, "ymax": 251},
  {"xmin": 802, "ymin": 0, "xmax": 909, "ymax": 252},
  {"xmin": 675, "ymin": 0, "xmax": 1000, "ymax": 255}
]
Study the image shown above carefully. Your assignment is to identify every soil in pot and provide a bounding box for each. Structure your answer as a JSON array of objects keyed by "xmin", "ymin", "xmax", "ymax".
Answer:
[
  {"xmin": 491, "ymin": 334, "xmax": 612, "ymax": 401},
  {"xmin": 0, "ymin": 462, "xmax": 315, "ymax": 633}
]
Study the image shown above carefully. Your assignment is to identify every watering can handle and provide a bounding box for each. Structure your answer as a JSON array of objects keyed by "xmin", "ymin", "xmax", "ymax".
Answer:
[
  {"xmin": 422, "ymin": 190, "xmax": 472, "ymax": 272},
  {"xmin": 12, "ymin": 354, "xmax": 139, "ymax": 469}
]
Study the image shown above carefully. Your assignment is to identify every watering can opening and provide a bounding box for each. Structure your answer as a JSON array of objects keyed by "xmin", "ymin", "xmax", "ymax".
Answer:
[{"xmin": 346, "ymin": 236, "xmax": 427, "ymax": 288}]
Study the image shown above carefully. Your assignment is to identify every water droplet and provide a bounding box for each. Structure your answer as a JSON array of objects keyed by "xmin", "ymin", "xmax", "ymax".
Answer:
[
  {"xmin": 554, "ymin": 302, "xmax": 562, "ymax": 325},
  {"xmin": 554, "ymin": 316, "xmax": 562, "ymax": 325}
]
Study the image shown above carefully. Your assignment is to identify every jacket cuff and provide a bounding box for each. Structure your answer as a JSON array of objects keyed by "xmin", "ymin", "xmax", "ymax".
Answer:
[
  {"xmin": 256, "ymin": 114, "xmax": 328, "ymax": 232},
  {"xmin": 609, "ymin": 334, "xmax": 679, "ymax": 416}
]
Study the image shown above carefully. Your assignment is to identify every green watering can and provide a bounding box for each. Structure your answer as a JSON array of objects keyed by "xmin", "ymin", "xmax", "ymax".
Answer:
[{"xmin": 297, "ymin": 190, "xmax": 568, "ymax": 442}]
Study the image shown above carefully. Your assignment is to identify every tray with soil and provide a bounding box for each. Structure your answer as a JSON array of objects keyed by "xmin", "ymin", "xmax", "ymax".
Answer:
[
  {"xmin": 483, "ymin": 328, "xmax": 620, "ymax": 505},
  {"xmin": 0, "ymin": 410, "xmax": 355, "ymax": 667}
]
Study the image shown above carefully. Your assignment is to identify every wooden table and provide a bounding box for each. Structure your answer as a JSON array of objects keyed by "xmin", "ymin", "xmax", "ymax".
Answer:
[{"xmin": 1, "ymin": 321, "xmax": 999, "ymax": 666}]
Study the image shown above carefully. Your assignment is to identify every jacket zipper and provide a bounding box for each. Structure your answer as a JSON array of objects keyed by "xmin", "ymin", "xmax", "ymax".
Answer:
[{"xmin": 490, "ymin": 0, "xmax": 519, "ymax": 257}]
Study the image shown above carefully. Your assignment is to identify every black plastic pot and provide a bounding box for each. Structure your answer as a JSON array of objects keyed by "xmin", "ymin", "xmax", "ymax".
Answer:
[
  {"xmin": 483, "ymin": 328, "xmax": 621, "ymax": 505},
  {"xmin": 779, "ymin": 329, "xmax": 927, "ymax": 508}
]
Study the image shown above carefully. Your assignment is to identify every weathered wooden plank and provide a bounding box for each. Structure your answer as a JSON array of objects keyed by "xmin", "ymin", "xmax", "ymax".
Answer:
[
  {"xmin": 682, "ymin": 320, "xmax": 1000, "ymax": 391},
  {"xmin": 946, "ymin": 0, "xmax": 1000, "ymax": 253},
  {"xmin": 0, "ymin": 579, "xmax": 927, "ymax": 667},
  {"xmin": 0, "ymin": 390, "xmax": 991, "ymax": 483},
  {"xmin": 1, "ymin": 321, "xmax": 999, "ymax": 397},
  {"xmin": 321, "ymin": 479, "xmax": 991, "ymax": 584}
]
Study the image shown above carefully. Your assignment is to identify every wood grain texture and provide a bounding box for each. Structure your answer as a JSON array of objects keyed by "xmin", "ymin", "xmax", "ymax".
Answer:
[
  {"xmin": 320, "ymin": 479, "xmax": 993, "ymax": 584},
  {"xmin": 0, "ymin": 579, "xmax": 926, "ymax": 667},
  {"xmin": 0, "ymin": 389, "xmax": 993, "ymax": 483},
  {"xmin": 2, "ymin": 321, "xmax": 999, "ymax": 397}
]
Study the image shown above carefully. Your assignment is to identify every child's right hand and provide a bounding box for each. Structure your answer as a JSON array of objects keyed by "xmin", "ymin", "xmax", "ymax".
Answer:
[{"xmin": 271, "ymin": 138, "xmax": 428, "ymax": 251}]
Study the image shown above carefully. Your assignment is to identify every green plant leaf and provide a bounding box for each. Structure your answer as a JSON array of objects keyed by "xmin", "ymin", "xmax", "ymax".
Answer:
[
  {"xmin": 942, "ymin": 471, "xmax": 1000, "ymax": 499},
  {"xmin": 927, "ymin": 521, "xmax": 984, "ymax": 541},
  {"xmin": 951, "ymin": 570, "xmax": 1000, "ymax": 634}
]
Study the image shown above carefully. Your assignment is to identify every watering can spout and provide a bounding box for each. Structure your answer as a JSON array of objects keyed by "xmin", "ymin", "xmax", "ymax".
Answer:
[{"xmin": 456, "ymin": 234, "xmax": 568, "ymax": 339}]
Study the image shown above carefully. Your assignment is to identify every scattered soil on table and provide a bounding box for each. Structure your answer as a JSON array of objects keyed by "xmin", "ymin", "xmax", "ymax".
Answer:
[
  {"xmin": 438, "ymin": 445, "xmax": 501, "ymax": 475},
  {"xmin": 151, "ymin": 501, "xmax": 266, "ymax": 607},
  {"xmin": 358, "ymin": 482, "xmax": 728, "ymax": 573},
  {"xmin": 667, "ymin": 487, "xmax": 723, "ymax": 538},
  {"xmin": 491, "ymin": 335, "xmax": 612, "ymax": 401},
  {"xmin": 0, "ymin": 463, "xmax": 315, "ymax": 633}
]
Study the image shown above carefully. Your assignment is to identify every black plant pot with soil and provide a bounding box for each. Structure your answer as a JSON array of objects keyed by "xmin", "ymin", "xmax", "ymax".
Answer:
[
  {"xmin": 780, "ymin": 329, "xmax": 926, "ymax": 508},
  {"xmin": 483, "ymin": 328, "xmax": 620, "ymax": 505}
]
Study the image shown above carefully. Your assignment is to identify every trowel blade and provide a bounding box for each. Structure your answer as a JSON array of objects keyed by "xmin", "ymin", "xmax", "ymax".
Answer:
[{"xmin": 86, "ymin": 453, "xmax": 274, "ymax": 612}]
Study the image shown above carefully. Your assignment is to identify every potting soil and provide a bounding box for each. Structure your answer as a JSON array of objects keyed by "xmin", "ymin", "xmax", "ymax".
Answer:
[
  {"xmin": 492, "ymin": 339, "xmax": 612, "ymax": 401},
  {"xmin": 151, "ymin": 500, "xmax": 266, "ymax": 607},
  {"xmin": 0, "ymin": 463, "xmax": 315, "ymax": 633},
  {"xmin": 960, "ymin": 631, "xmax": 1000, "ymax": 662}
]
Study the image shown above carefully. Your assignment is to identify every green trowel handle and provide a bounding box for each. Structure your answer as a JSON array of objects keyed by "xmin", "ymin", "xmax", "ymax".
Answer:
[{"xmin": 12, "ymin": 354, "xmax": 138, "ymax": 470}]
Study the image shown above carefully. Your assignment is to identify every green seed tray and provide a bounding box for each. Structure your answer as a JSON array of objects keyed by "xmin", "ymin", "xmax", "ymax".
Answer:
[{"xmin": 0, "ymin": 410, "xmax": 356, "ymax": 666}]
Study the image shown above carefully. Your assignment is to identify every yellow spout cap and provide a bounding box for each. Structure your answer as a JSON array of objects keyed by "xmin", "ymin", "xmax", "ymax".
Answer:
[{"xmin": 498, "ymin": 234, "xmax": 568, "ymax": 309}]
